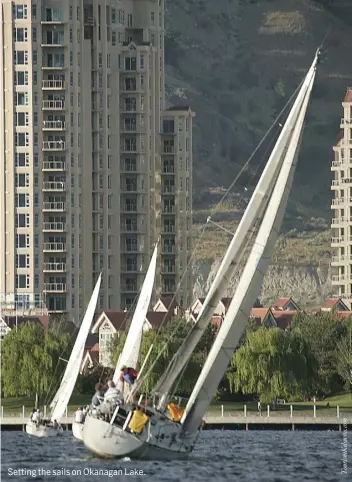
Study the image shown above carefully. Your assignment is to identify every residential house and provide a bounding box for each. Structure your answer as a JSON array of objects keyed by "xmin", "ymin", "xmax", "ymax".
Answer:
[
  {"xmin": 153, "ymin": 296, "xmax": 181, "ymax": 316},
  {"xmin": 271, "ymin": 297, "xmax": 300, "ymax": 311},
  {"xmin": 80, "ymin": 334, "xmax": 100, "ymax": 373},
  {"xmin": 249, "ymin": 308, "xmax": 277, "ymax": 327},
  {"xmin": 321, "ymin": 298, "xmax": 350, "ymax": 312},
  {"xmin": 91, "ymin": 310, "xmax": 174, "ymax": 367}
]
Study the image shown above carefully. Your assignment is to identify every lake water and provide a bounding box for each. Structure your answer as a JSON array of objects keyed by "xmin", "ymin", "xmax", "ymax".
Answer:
[{"xmin": 0, "ymin": 430, "xmax": 349, "ymax": 481}]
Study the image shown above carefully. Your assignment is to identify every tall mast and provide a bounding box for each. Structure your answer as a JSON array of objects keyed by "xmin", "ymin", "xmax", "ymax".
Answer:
[
  {"xmin": 180, "ymin": 60, "xmax": 317, "ymax": 435},
  {"xmin": 153, "ymin": 54, "xmax": 319, "ymax": 409}
]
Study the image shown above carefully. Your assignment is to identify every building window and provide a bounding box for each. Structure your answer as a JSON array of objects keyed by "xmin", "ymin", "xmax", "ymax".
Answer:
[
  {"xmin": 16, "ymin": 234, "xmax": 30, "ymax": 248},
  {"xmin": 15, "ymin": 132, "xmax": 29, "ymax": 147},
  {"xmin": 15, "ymin": 213, "xmax": 30, "ymax": 228},
  {"xmin": 13, "ymin": 27, "xmax": 28, "ymax": 42},
  {"xmin": 16, "ymin": 274, "xmax": 30, "ymax": 289},
  {"xmin": 16, "ymin": 254, "xmax": 30, "ymax": 268},
  {"xmin": 15, "ymin": 92, "xmax": 28, "ymax": 106},
  {"xmin": 15, "ymin": 173, "xmax": 29, "ymax": 187},
  {"xmin": 13, "ymin": 5, "xmax": 28, "ymax": 20},
  {"xmin": 14, "ymin": 50, "xmax": 28, "ymax": 65},
  {"xmin": 15, "ymin": 153, "xmax": 29, "ymax": 167},
  {"xmin": 14, "ymin": 71, "xmax": 28, "ymax": 86},
  {"xmin": 15, "ymin": 112, "xmax": 29, "ymax": 127},
  {"xmin": 15, "ymin": 193, "xmax": 30, "ymax": 208},
  {"xmin": 127, "ymin": 13, "xmax": 132, "ymax": 27}
]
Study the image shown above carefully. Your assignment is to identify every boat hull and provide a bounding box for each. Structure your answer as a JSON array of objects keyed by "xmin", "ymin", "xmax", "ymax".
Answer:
[
  {"xmin": 25, "ymin": 421, "xmax": 63, "ymax": 438},
  {"xmin": 83, "ymin": 413, "xmax": 193, "ymax": 460},
  {"xmin": 72, "ymin": 421, "xmax": 84, "ymax": 441}
]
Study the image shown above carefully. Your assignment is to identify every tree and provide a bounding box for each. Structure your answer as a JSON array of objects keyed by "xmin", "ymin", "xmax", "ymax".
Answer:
[
  {"xmin": 109, "ymin": 316, "xmax": 215, "ymax": 396},
  {"xmin": 336, "ymin": 320, "xmax": 352, "ymax": 391},
  {"xmin": 230, "ymin": 327, "xmax": 317, "ymax": 403},
  {"xmin": 292, "ymin": 311, "xmax": 348, "ymax": 396},
  {"xmin": 1, "ymin": 321, "xmax": 72, "ymax": 400}
]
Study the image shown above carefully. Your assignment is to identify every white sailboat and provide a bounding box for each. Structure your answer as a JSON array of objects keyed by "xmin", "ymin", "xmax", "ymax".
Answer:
[
  {"xmin": 81, "ymin": 242, "xmax": 158, "ymax": 445},
  {"xmin": 82, "ymin": 50, "xmax": 319, "ymax": 459},
  {"xmin": 26, "ymin": 273, "xmax": 102, "ymax": 438}
]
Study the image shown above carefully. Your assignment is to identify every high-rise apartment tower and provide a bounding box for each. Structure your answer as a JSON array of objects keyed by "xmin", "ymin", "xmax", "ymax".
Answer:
[{"xmin": 0, "ymin": 0, "xmax": 194, "ymax": 321}]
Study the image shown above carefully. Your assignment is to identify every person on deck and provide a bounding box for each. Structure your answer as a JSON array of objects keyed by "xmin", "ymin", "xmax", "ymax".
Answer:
[
  {"xmin": 128, "ymin": 406, "xmax": 149, "ymax": 434},
  {"xmin": 104, "ymin": 380, "xmax": 123, "ymax": 404},
  {"xmin": 75, "ymin": 407, "xmax": 84, "ymax": 423},
  {"xmin": 119, "ymin": 366, "xmax": 137, "ymax": 403},
  {"xmin": 32, "ymin": 409, "xmax": 41, "ymax": 425},
  {"xmin": 91, "ymin": 383, "xmax": 105, "ymax": 408},
  {"xmin": 167, "ymin": 402, "xmax": 185, "ymax": 423}
]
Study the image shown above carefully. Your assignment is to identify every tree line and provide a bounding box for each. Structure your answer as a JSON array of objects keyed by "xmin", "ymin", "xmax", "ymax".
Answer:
[{"xmin": 2, "ymin": 312, "xmax": 352, "ymax": 403}]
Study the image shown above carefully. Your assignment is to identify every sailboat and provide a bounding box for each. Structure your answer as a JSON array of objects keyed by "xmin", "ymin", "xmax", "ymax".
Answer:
[
  {"xmin": 25, "ymin": 273, "xmax": 102, "ymax": 438},
  {"xmin": 73, "ymin": 242, "xmax": 158, "ymax": 441},
  {"xmin": 82, "ymin": 50, "xmax": 319, "ymax": 458}
]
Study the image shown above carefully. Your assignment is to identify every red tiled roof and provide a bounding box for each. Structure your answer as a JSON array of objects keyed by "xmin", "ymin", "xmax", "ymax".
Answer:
[
  {"xmin": 250, "ymin": 308, "xmax": 272, "ymax": 323},
  {"xmin": 145, "ymin": 310, "xmax": 174, "ymax": 328},
  {"xmin": 344, "ymin": 87, "xmax": 352, "ymax": 103},
  {"xmin": 272, "ymin": 297, "xmax": 290, "ymax": 308},
  {"xmin": 272, "ymin": 310, "xmax": 297, "ymax": 329},
  {"xmin": 90, "ymin": 342, "xmax": 99, "ymax": 352},
  {"xmin": 322, "ymin": 298, "xmax": 339, "ymax": 309},
  {"xmin": 4, "ymin": 315, "xmax": 50, "ymax": 329}
]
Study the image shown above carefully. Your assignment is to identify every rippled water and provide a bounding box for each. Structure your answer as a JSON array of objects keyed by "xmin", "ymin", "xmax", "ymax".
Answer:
[{"xmin": 0, "ymin": 430, "xmax": 348, "ymax": 481}]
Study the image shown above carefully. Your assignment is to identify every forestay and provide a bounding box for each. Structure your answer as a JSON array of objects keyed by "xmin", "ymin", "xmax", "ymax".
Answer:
[
  {"xmin": 154, "ymin": 57, "xmax": 317, "ymax": 410},
  {"xmin": 50, "ymin": 273, "xmax": 102, "ymax": 422},
  {"xmin": 180, "ymin": 52, "xmax": 318, "ymax": 435},
  {"xmin": 112, "ymin": 242, "xmax": 158, "ymax": 385}
]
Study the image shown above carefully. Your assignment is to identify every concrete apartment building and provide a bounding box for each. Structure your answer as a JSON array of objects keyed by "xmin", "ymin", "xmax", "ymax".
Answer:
[
  {"xmin": 331, "ymin": 87, "xmax": 352, "ymax": 304},
  {"xmin": 0, "ymin": 0, "xmax": 194, "ymax": 322}
]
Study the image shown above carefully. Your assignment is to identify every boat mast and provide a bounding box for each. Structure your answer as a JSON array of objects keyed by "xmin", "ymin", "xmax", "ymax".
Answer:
[
  {"xmin": 180, "ymin": 56, "xmax": 317, "ymax": 435},
  {"xmin": 153, "ymin": 55, "xmax": 319, "ymax": 410}
]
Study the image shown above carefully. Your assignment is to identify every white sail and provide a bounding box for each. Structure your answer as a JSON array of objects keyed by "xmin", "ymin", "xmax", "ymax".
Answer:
[
  {"xmin": 112, "ymin": 242, "xmax": 158, "ymax": 385},
  {"xmin": 180, "ymin": 63, "xmax": 317, "ymax": 435},
  {"xmin": 50, "ymin": 273, "xmax": 102, "ymax": 422},
  {"xmin": 154, "ymin": 55, "xmax": 318, "ymax": 409}
]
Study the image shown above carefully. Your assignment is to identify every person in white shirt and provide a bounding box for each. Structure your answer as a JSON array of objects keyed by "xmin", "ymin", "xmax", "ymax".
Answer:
[
  {"xmin": 104, "ymin": 380, "xmax": 123, "ymax": 404},
  {"xmin": 31, "ymin": 409, "xmax": 41, "ymax": 425},
  {"xmin": 75, "ymin": 407, "xmax": 84, "ymax": 423}
]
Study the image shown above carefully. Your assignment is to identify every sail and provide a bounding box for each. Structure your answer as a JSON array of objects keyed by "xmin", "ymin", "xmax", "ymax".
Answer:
[
  {"xmin": 50, "ymin": 273, "xmax": 102, "ymax": 422},
  {"xmin": 180, "ymin": 63, "xmax": 316, "ymax": 435},
  {"xmin": 112, "ymin": 242, "xmax": 158, "ymax": 385},
  {"xmin": 153, "ymin": 54, "xmax": 319, "ymax": 409}
]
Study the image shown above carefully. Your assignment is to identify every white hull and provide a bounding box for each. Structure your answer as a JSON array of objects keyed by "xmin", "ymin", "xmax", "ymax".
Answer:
[
  {"xmin": 83, "ymin": 413, "xmax": 194, "ymax": 460},
  {"xmin": 72, "ymin": 421, "xmax": 84, "ymax": 441},
  {"xmin": 25, "ymin": 421, "xmax": 63, "ymax": 438}
]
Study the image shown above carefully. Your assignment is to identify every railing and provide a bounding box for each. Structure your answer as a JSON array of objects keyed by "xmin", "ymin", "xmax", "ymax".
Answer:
[
  {"xmin": 44, "ymin": 283, "xmax": 67, "ymax": 292},
  {"xmin": 162, "ymin": 167, "xmax": 175, "ymax": 174},
  {"xmin": 42, "ymin": 100, "xmax": 65, "ymax": 110},
  {"xmin": 43, "ymin": 222, "xmax": 66, "ymax": 231},
  {"xmin": 42, "ymin": 201, "xmax": 66, "ymax": 211},
  {"xmin": 43, "ymin": 120, "xmax": 65, "ymax": 130},
  {"xmin": 332, "ymin": 275, "xmax": 352, "ymax": 282},
  {"xmin": 42, "ymin": 80, "xmax": 64, "ymax": 89},
  {"xmin": 331, "ymin": 217, "xmax": 352, "ymax": 224},
  {"xmin": 163, "ymin": 187, "xmax": 175, "ymax": 194},
  {"xmin": 163, "ymin": 207, "xmax": 175, "ymax": 213},
  {"xmin": 42, "ymin": 161, "xmax": 66, "ymax": 171},
  {"xmin": 42, "ymin": 181, "xmax": 65, "ymax": 191},
  {"xmin": 331, "ymin": 237, "xmax": 344, "ymax": 244},
  {"xmin": 43, "ymin": 262, "xmax": 66, "ymax": 272},
  {"xmin": 163, "ymin": 146, "xmax": 175, "ymax": 154},
  {"xmin": 42, "ymin": 141, "xmax": 66, "ymax": 150},
  {"xmin": 331, "ymin": 255, "xmax": 352, "ymax": 263},
  {"xmin": 43, "ymin": 242, "xmax": 66, "ymax": 251}
]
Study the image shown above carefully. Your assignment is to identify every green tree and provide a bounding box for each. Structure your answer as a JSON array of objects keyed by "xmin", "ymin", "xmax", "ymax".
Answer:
[
  {"xmin": 1, "ymin": 321, "xmax": 72, "ymax": 399},
  {"xmin": 231, "ymin": 327, "xmax": 317, "ymax": 403},
  {"xmin": 292, "ymin": 311, "xmax": 347, "ymax": 396},
  {"xmin": 336, "ymin": 321, "xmax": 352, "ymax": 391}
]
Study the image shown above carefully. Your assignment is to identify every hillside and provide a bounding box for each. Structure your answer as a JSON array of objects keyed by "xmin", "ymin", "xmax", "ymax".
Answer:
[{"xmin": 164, "ymin": 0, "xmax": 352, "ymax": 301}]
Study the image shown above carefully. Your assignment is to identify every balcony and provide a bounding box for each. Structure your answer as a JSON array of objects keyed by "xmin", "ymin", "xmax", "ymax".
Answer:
[
  {"xmin": 42, "ymin": 80, "xmax": 64, "ymax": 90},
  {"xmin": 43, "ymin": 222, "xmax": 66, "ymax": 232},
  {"xmin": 163, "ymin": 146, "xmax": 175, "ymax": 154},
  {"xmin": 121, "ymin": 285, "xmax": 138, "ymax": 293},
  {"xmin": 43, "ymin": 262, "xmax": 67, "ymax": 272},
  {"xmin": 331, "ymin": 160, "xmax": 344, "ymax": 169},
  {"xmin": 331, "ymin": 217, "xmax": 352, "ymax": 225},
  {"xmin": 42, "ymin": 161, "xmax": 66, "ymax": 171},
  {"xmin": 43, "ymin": 120, "xmax": 65, "ymax": 130},
  {"xmin": 42, "ymin": 141, "xmax": 66, "ymax": 151},
  {"xmin": 162, "ymin": 225, "xmax": 175, "ymax": 233},
  {"xmin": 341, "ymin": 118, "xmax": 352, "ymax": 126},
  {"xmin": 43, "ymin": 201, "xmax": 66, "ymax": 211},
  {"xmin": 42, "ymin": 63, "xmax": 65, "ymax": 71},
  {"xmin": 43, "ymin": 181, "xmax": 65, "ymax": 191},
  {"xmin": 162, "ymin": 266, "xmax": 176, "ymax": 274},
  {"xmin": 162, "ymin": 246, "xmax": 175, "ymax": 254},
  {"xmin": 43, "ymin": 242, "xmax": 66, "ymax": 252},
  {"xmin": 162, "ymin": 285, "xmax": 176, "ymax": 294},
  {"xmin": 42, "ymin": 100, "xmax": 65, "ymax": 110},
  {"xmin": 331, "ymin": 237, "xmax": 344, "ymax": 245},
  {"xmin": 162, "ymin": 206, "xmax": 175, "ymax": 214},
  {"xmin": 162, "ymin": 186, "xmax": 175, "ymax": 195},
  {"xmin": 44, "ymin": 283, "xmax": 67, "ymax": 292},
  {"xmin": 332, "ymin": 275, "xmax": 352, "ymax": 283},
  {"xmin": 41, "ymin": 39, "xmax": 64, "ymax": 48},
  {"xmin": 162, "ymin": 167, "xmax": 175, "ymax": 174},
  {"xmin": 331, "ymin": 198, "xmax": 347, "ymax": 206},
  {"xmin": 331, "ymin": 255, "xmax": 352, "ymax": 265}
]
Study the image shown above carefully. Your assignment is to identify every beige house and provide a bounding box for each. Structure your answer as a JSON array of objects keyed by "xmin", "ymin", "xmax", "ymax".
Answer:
[{"xmin": 0, "ymin": 0, "xmax": 194, "ymax": 323}]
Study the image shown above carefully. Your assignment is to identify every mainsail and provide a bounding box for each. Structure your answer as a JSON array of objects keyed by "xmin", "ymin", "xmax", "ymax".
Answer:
[
  {"xmin": 112, "ymin": 242, "xmax": 158, "ymax": 385},
  {"xmin": 180, "ymin": 55, "xmax": 317, "ymax": 435},
  {"xmin": 154, "ymin": 54, "xmax": 319, "ymax": 410},
  {"xmin": 50, "ymin": 273, "xmax": 102, "ymax": 422}
]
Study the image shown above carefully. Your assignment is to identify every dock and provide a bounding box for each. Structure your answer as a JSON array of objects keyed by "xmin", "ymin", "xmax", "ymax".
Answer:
[{"xmin": 1, "ymin": 412, "xmax": 350, "ymax": 431}]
